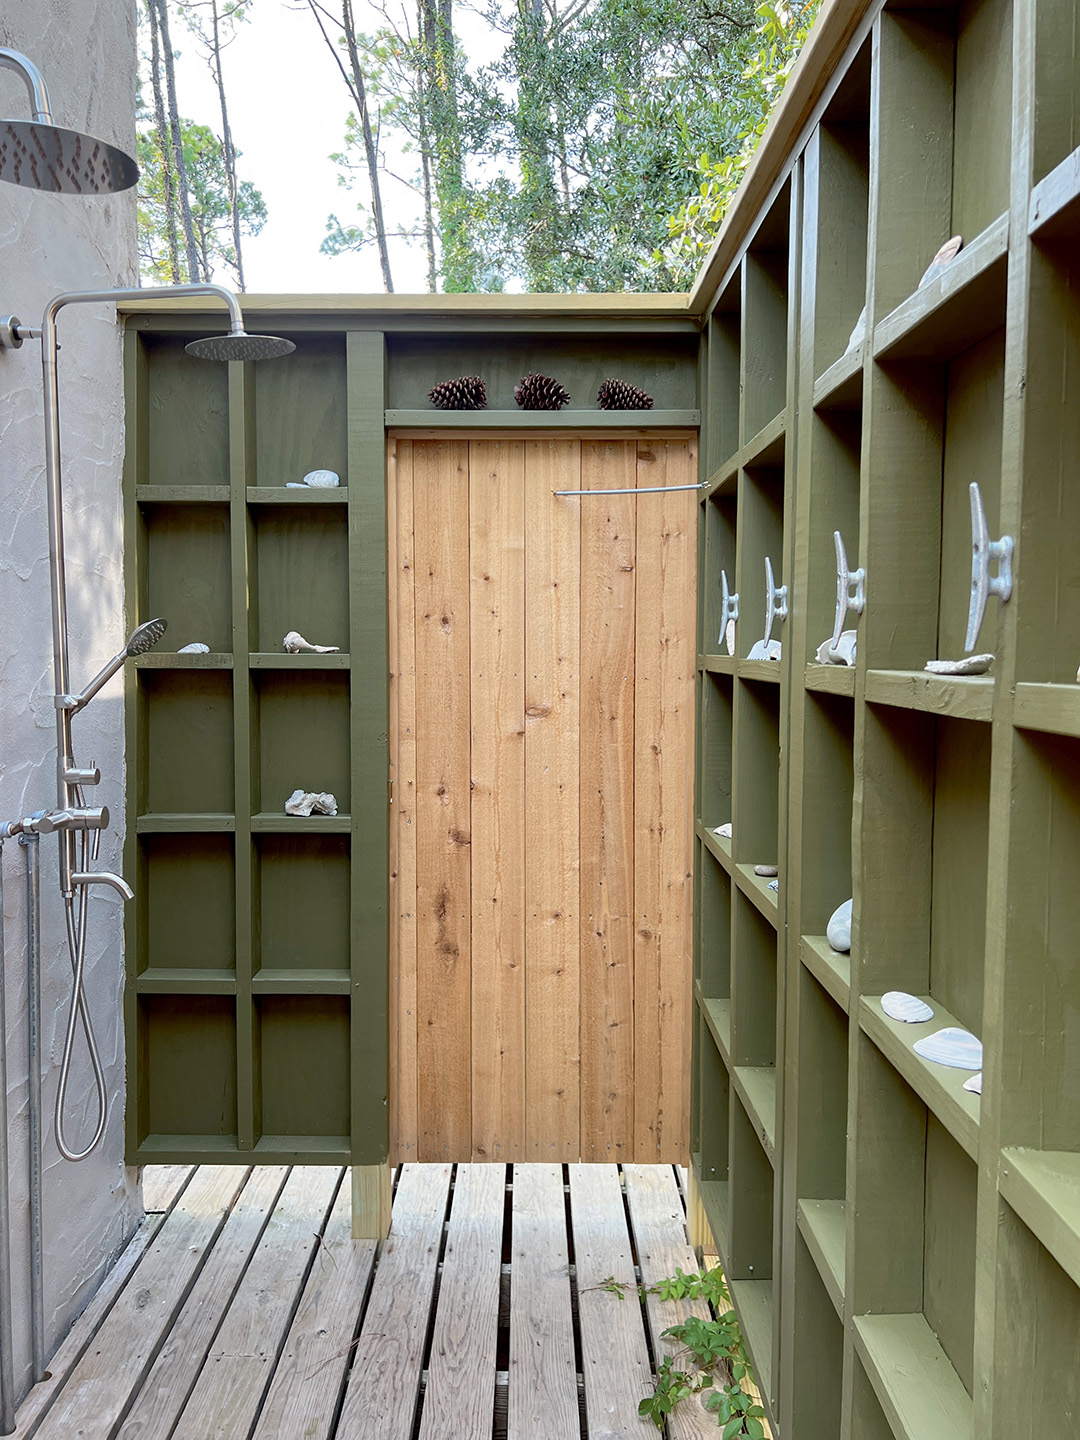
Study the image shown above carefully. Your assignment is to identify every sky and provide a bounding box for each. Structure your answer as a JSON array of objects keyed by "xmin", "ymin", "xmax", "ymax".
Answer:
[{"xmin": 167, "ymin": 0, "xmax": 493, "ymax": 294}]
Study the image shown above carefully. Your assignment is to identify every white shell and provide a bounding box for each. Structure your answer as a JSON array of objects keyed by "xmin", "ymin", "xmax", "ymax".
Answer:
[
  {"xmin": 747, "ymin": 638, "xmax": 782, "ymax": 661},
  {"xmin": 919, "ymin": 235, "xmax": 963, "ymax": 287},
  {"xmin": 755, "ymin": 864, "xmax": 778, "ymax": 877},
  {"xmin": 284, "ymin": 789, "xmax": 339, "ymax": 817},
  {"xmin": 881, "ymin": 991, "xmax": 934, "ymax": 1024},
  {"xmin": 844, "ymin": 305, "xmax": 866, "ymax": 353},
  {"xmin": 767, "ymin": 879, "xmax": 779, "ymax": 892},
  {"xmin": 302, "ymin": 468, "xmax": 340, "ymax": 488},
  {"xmin": 827, "ymin": 898, "xmax": 853, "ymax": 953},
  {"xmin": 177, "ymin": 642, "xmax": 210, "ymax": 654},
  {"xmin": 913, "ymin": 1026, "xmax": 982, "ymax": 1071},
  {"xmin": 924, "ymin": 654, "xmax": 994, "ymax": 675},
  {"xmin": 963, "ymin": 1072, "xmax": 982, "ymax": 1095},
  {"xmin": 725, "ymin": 618, "xmax": 736, "ymax": 656},
  {"xmin": 282, "ymin": 630, "xmax": 340, "ymax": 654},
  {"xmin": 713, "ymin": 823, "xmax": 732, "ymax": 838},
  {"xmin": 816, "ymin": 630, "xmax": 857, "ymax": 666}
]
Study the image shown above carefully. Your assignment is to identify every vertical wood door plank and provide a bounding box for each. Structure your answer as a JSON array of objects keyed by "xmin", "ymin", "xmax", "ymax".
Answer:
[
  {"xmin": 524, "ymin": 440, "xmax": 582, "ymax": 1161},
  {"xmin": 569, "ymin": 1164, "xmax": 654, "ymax": 1436},
  {"xmin": 633, "ymin": 440, "xmax": 696, "ymax": 1162},
  {"xmin": 336, "ymin": 1163, "xmax": 453, "ymax": 1440},
  {"xmin": 391, "ymin": 440, "xmax": 419, "ymax": 1161},
  {"xmin": 579, "ymin": 441, "xmax": 638, "ymax": 1161},
  {"xmin": 417, "ymin": 1164, "xmax": 506, "ymax": 1440},
  {"xmin": 507, "ymin": 1164, "xmax": 578, "ymax": 1440},
  {"xmin": 469, "ymin": 441, "xmax": 527, "ymax": 1160},
  {"xmin": 414, "ymin": 440, "xmax": 473, "ymax": 1161}
]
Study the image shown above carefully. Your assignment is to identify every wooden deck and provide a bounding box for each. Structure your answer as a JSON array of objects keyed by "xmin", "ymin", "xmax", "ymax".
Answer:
[{"xmin": 13, "ymin": 1163, "xmax": 721, "ymax": 1440}]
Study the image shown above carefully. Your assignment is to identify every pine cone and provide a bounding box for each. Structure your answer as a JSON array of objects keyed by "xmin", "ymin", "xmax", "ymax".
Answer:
[
  {"xmin": 514, "ymin": 373, "xmax": 571, "ymax": 411},
  {"xmin": 596, "ymin": 378, "xmax": 654, "ymax": 411},
  {"xmin": 427, "ymin": 375, "xmax": 487, "ymax": 410}
]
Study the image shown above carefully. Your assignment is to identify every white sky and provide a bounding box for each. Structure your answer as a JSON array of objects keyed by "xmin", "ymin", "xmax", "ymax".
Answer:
[{"xmin": 168, "ymin": 0, "xmax": 498, "ymax": 294}]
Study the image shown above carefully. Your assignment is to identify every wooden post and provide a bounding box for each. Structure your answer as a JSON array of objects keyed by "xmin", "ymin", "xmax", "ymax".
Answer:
[{"xmin": 352, "ymin": 1162, "xmax": 393, "ymax": 1239}]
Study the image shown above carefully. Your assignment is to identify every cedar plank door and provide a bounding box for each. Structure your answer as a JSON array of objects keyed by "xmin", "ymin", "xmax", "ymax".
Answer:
[{"xmin": 389, "ymin": 434, "xmax": 697, "ymax": 1162}]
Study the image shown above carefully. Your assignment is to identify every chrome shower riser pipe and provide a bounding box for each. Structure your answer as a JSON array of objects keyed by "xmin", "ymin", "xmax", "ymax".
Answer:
[
  {"xmin": 20, "ymin": 836, "xmax": 45, "ymax": 1383},
  {"xmin": 0, "ymin": 841, "xmax": 17, "ymax": 1434}
]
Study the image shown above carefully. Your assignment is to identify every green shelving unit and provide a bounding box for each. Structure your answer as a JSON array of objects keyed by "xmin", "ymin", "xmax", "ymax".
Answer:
[
  {"xmin": 122, "ymin": 328, "xmax": 389, "ymax": 1167},
  {"xmin": 692, "ymin": 0, "xmax": 1080, "ymax": 1434}
]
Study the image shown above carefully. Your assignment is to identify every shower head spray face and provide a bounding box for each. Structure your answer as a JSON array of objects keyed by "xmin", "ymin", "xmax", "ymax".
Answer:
[
  {"xmin": 125, "ymin": 617, "xmax": 168, "ymax": 656},
  {"xmin": 0, "ymin": 120, "xmax": 139, "ymax": 193},
  {"xmin": 185, "ymin": 332, "xmax": 296, "ymax": 362}
]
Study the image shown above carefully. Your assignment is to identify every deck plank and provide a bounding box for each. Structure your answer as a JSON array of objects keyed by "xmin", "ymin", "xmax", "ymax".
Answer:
[
  {"xmin": 624, "ymin": 1165, "xmax": 718, "ymax": 1438},
  {"xmin": 569, "ymin": 1164, "xmax": 653, "ymax": 1438},
  {"xmin": 116, "ymin": 1167, "xmax": 290, "ymax": 1440},
  {"xmin": 31, "ymin": 1166, "xmax": 251, "ymax": 1440},
  {"xmin": 169, "ymin": 1167, "xmax": 340, "ymax": 1440},
  {"xmin": 507, "ymin": 1164, "xmax": 578, "ymax": 1440},
  {"xmin": 12, "ymin": 1216, "xmax": 165, "ymax": 1440},
  {"xmin": 252, "ymin": 1177, "xmax": 378, "ymax": 1440},
  {"xmin": 335, "ymin": 1163, "xmax": 453, "ymax": 1440},
  {"xmin": 141, "ymin": 1165, "xmax": 196, "ymax": 1214},
  {"xmin": 418, "ymin": 1164, "xmax": 505, "ymax": 1439}
]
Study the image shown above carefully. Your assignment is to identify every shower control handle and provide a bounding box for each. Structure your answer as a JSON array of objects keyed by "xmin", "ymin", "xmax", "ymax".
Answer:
[
  {"xmin": 63, "ymin": 763, "xmax": 100, "ymax": 787},
  {"xmin": 36, "ymin": 806, "xmax": 109, "ymax": 835}
]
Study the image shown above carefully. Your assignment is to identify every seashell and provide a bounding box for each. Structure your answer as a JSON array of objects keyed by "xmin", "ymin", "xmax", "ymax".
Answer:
[
  {"xmin": 301, "ymin": 469, "xmax": 340, "ymax": 488},
  {"xmin": 747, "ymin": 638, "xmax": 782, "ymax": 661},
  {"xmin": 844, "ymin": 305, "xmax": 866, "ymax": 353},
  {"xmin": 913, "ymin": 1026, "xmax": 982, "ymax": 1071},
  {"xmin": 881, "ymin": 991, "xmax": 934, "ymax": 1024},
  {"xmin": 919, "ymin": 235, "xmax": 963, "ymax": 287},
  {"xmin": 827, "ymin": 898, "xmax": 853, "ymax": 953},
  {"xmin": 755, "ymin": 864, "xmax": 778, "ymax": 877},
  {"xmin": 767, "ymin": 879, "xmax": 779, "ymax": 892},
  {"xmin": 284, "ymin": 788, "xmax": 339, "ymax": 817},
  {"xmin": 713, "ymin": 823, "xmax": 732, "ymax": 838},
  {"xmin": 725, "ymin": 618, "xmax": 736, "ymax": 657},
  {"xmin": 816, "ymin": 630, "xmax": 857, "ymax": 666},
  {"xmin": 963, "ymin": 1072, "xmax": 982, "ymax": 1095},
  {"xmin": 282, "ymin": 630, "xmax": 340, "ymax": 654},
  {"xmin": 924, "ymin": 654, "xmax": 994, "ymax": 675},
  {"xmin": 177, "ymin": 642, "xmax": 210, "ymax": 654}
]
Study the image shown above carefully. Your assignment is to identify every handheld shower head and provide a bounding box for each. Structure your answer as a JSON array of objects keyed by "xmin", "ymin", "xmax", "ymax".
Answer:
[
  {"xmin": 0, "ymin": 50, "xmax": 138, "ymax": 194},
  {"xmin": 125, "ymin": 617, "xmax": 168, "ymax": 656},
  {"xmin": 185, "ymin": 331, "xmax": 296, "ymax": 362}
]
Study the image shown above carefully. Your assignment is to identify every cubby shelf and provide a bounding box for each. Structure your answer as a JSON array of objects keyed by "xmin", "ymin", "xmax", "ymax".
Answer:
[
  {"xmin": 813, "ymin": 345, "xmax": 863, "ymax": 411},
  {"xmin": 799, "ymin": 936, "xmax": 851, "ymax": 1013},
  {"xmin": 136, "ymin": 485, "xmax": 231, "ymax": 504},
  {"xmin": 796, "ymin": 1199, "xmax": 845, "ymax": 1318},
  {"xmin": 697, "ymin": 821, "xmax": 733, "ymax": 875},
  {"xmin": 1013, "ymin": 682, "xmax": 1080, "ymax": 740},
  {"xmin": 863, "ymin": 669, "xmax": 994, "ymax": 723},
  {"xmin": 699, "ymin": 991, "xmax": 732, "ymax": 1066},
  {"xmin": 859, "ymin": 995, "xmax": 980, "ymax": 1162},
  {"xmin": 873, "ymin": 214, "xmax": 1009, "ymax": 364},
  {"xmin": 738, "ymin": 660, "xmax": 783, "ymax": 684},
  {"xmin": 252, "ymin": 971, "xmax": 352, "ymax": 995},
  {"xmin": 999, "ymin": 1149, "xmax": 1080, "ymax": 1293},
  {"xmin": 730, "ymin": 1281, "xmax": 774, "ymax": 1401},
  {"xmin": 135, "ymin": 969, "xmax": 236, "ymax": 994},
  {"xmin": 1029, "ymin": 144, "xmax": 1080, "ymax": 239},
  {"xmin": 734, "ymin": 864, "xmax": 780, "ymax": 926},
  {"xmin": 699, "ymin": 1178, "xmax": 731, "ymax": 1261},
  {"xmin": 135, "ymin": 814, "xmax": 236, "ymax": 833},
  {"xmin": 804, "ymin": 664, "xmax": 855, "ymax": 697},
  {"xmin": 385, "ymin": 407, "xmax": 701, "ymax": 428},
  {"xmin": 249, "ymin": 653, "xmax": 351, "ymax": 669},
  {"xmin": 250, "ymin": 813, "xmax": 352, "ymax": 833},
  {"xmin": 853, "ymin": 1313, "xmax": 972, "ymax": 1440},
  {"xmin": 246, "ymin": 487, "xmax": 348, "ymax": 504},
  {"xmin": 733, "ymin": 1066, "xmax": 777, "ymax": 1162},
  {"xmin": 135, "ymin": 653, "xmax": 234, "ymax": 670},
  {"xmin": 699, "ymin": 654, "xmax": 736, "ymax": 675}
]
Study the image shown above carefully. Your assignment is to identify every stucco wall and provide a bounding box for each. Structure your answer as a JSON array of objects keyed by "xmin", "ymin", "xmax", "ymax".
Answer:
[{"xmin": 0, "ymin": 0, "xmax": 141, "ymax": 1407}]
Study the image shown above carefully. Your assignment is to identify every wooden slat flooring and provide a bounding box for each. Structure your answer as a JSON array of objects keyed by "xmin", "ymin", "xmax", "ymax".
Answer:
[{"xmin": 16, "ymin": 1162, "xmax": 709, "ymax": 1440}]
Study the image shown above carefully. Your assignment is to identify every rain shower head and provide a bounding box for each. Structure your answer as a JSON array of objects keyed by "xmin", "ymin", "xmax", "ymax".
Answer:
[
  {"xmin": 185, "ymin": 331, "xmax": 296, "ymax": 362},
  {"xmin": 125, "ymin": 617, "xmax": 168, "ymax": 656},
  {"xmin": 0, "ymin": 50, "xmax": 139, "ymax": 194}
]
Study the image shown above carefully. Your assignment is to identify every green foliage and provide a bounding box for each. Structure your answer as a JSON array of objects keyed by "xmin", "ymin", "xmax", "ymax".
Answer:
[{"xmin": 138, "ymin": 119, "xmax": 266, "ymax": 283}]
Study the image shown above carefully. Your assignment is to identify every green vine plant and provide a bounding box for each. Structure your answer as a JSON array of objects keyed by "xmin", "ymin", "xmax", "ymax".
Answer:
[{"xmin": 602, "ymin": 1265, "xmax": 768, "ymax": 1437}]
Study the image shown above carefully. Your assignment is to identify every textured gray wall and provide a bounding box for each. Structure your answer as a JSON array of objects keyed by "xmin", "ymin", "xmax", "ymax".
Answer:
[{"xmin": 0, "ymin": 0, "xmax": 141, "ymax": 1405}]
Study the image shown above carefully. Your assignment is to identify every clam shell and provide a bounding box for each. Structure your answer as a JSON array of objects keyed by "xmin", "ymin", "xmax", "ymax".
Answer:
[
  {"xmin": 913, "ymin": 1026, "xmax": 982, "ymax": 1071},
  {"xmin": 881, "ymin": 991, "xmax": 934, "ymax": 1024},
  {"xmin": 177, "ymin": 642, "xmax": 210, "ymax": 654},
  {"xmin": 713, "ymin": 823, "xmax": 732, "ymax": 838},
  {"xmin": 816, "ymin": 630, "xmax": 857, "ymax": 666},
  {"xmin": 924, "ymin": 654, "xmax": 994, "ymax": 675},
  {"xmin": 747, "ymin": 638, "xmax": 782, "ymax": 661},
  {"xmin": 725, "ymin": 618, "xmax": 736, "ymax": 656},
  {"xmin": 767, "ymin": 879, "xmax": 779, "ymax": 892},
  {"xmin": 282, "ymin": 630, "xmax": 340, "ymax": 654},
  {"xmin": 284, "ymin": 789, "xmax": 339, "ymax": 817},
  {"xmin": 919, "ymin": 235, "xmax": 963, "ymax": 287},
  {"xmin": 827, "ymin": 898, "xmax": 853, "ymax": 953},
  {"xmin": 963, "ymin": 1072, "xmax": 982, "ymax": 1095},
  {"xmin": 302, "ymin": 468, "xmax": 340, "ymax": 487}
]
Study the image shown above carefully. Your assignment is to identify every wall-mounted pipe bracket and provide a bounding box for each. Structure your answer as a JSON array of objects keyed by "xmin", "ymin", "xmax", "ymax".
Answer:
[
  {"xmin": 966, "ymin": 481, "xmax": 1013, "ymax": 652},
  {"xmin": 831, "ymin": 529, "xmax": 866, "ymax": 649}
]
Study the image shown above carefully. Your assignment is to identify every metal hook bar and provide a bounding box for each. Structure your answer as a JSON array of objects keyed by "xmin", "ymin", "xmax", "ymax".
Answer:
[
  {"xmin": 831, "ymin": 530, "xmax": 866, "ymax": 649},
  {"xmin": 747, "ymin": 556, "xmax": 787, "ymax": 659},
  {"xmin": 719, "ymin": 569, "xmax": 739, "ymax": 650},
  {"xmin": 965, "ymin": 481, "xmax": 1013, "ymax": 652},
  {"xmin": 552, "ymin": 481, "xmax": 708, "ymax": 496}
]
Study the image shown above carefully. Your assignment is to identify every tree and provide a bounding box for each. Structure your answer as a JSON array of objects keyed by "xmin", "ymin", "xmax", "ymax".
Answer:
[
  {"xmin": 138, "ymin": 120, "xmax": 267, "ymax": 284},
  {"xmin": 150, "ymin": 0, "xmax": 205, "ymax": 281},
  {"xmin": 176, "ymin": 0, "xmax": 254, "ymax": 289}
]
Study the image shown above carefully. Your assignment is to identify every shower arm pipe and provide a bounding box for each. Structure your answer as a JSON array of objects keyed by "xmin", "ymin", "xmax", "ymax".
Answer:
[
  {"xmin": 0, "ymin": 842, "xmax": 16, "ymax": 1434},
  {"xmin": 0, "ymin": 49, "xmax": 54, "ymax": 123},
  {"xmin": 40, "ymin": 283, "xmax": 244, "ymax": 893}
]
